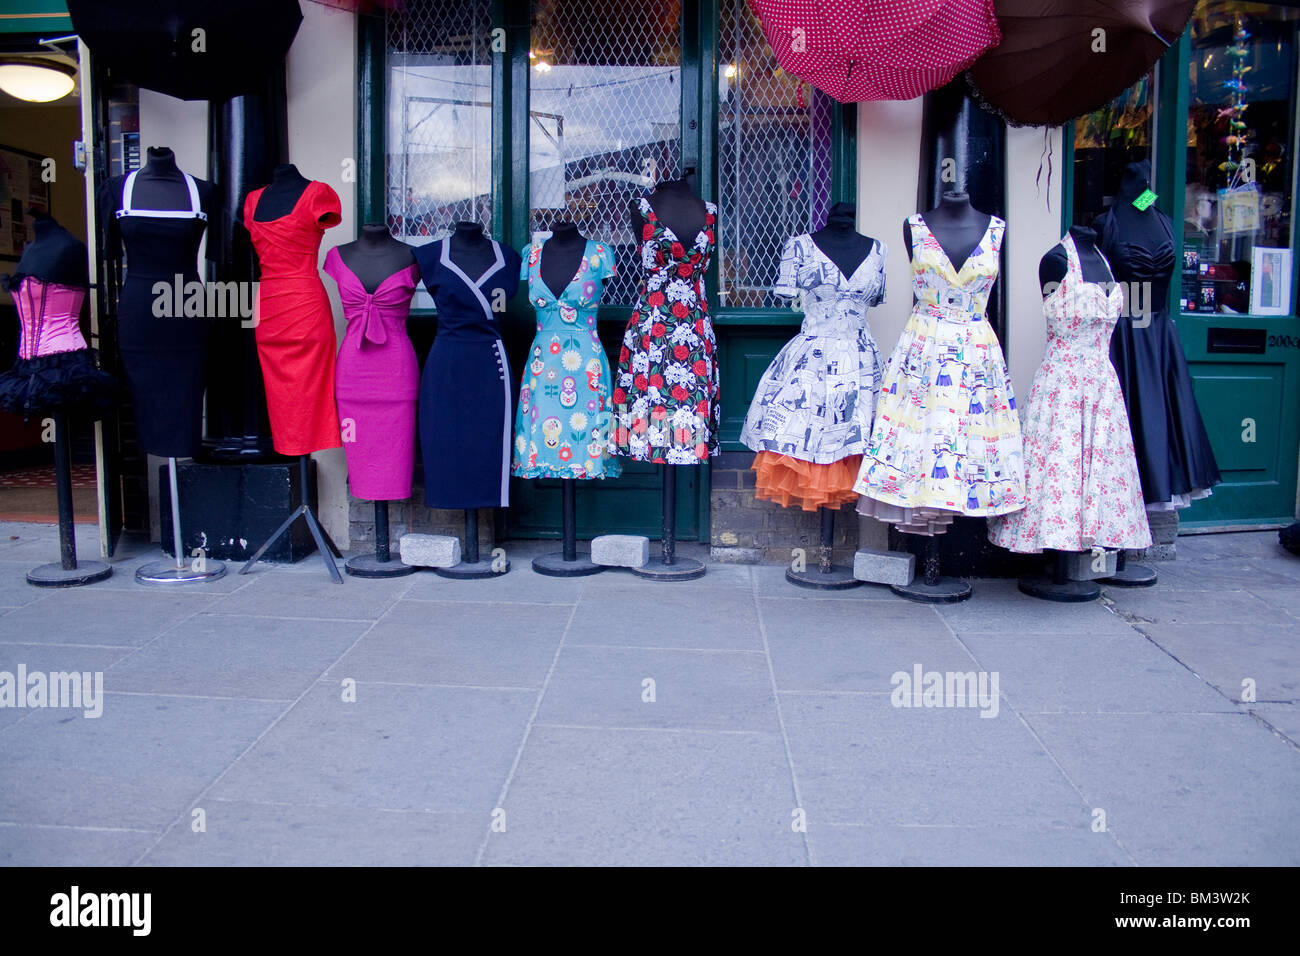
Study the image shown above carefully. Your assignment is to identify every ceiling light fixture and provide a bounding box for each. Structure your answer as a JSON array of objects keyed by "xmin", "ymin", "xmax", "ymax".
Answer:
[{"xmin": 0, "ymin": 57, "xmax": 77, "ymax": 103}]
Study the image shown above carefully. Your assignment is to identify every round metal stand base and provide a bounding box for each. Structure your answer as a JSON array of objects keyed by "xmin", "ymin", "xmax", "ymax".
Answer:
[
  {"xmin": 1018, "ymin": 574, "xmax": 1100, "ymax": 603},
  {"xmin": 786, "ymin": 565, "xmax": 861, "ymax": 590},
  {"xmin": 631, "ymin": 556, "xmax": 706, "ymax": 581},
  {"xmin": 1099, "ymin": 563, "xmax": 1158, "ymax": 588},
  {"xmin": 345, "ymin": 554, "xmax": 418, "ymax": 579},
  {"xmin": 434, "ymin": 559, "xmax": 510, "ymax": 580},
  {"xmin": 890, "ymin": 575, "xmax": 972, "ymax": 603},
  {"xmin": 532, "ymin": 552, "xmax": 605, "ymax": 577},
  {"xmin": 135, "ymin": 559, "xmax": 227, "ymax": 585},
  {"xmin": 28, "ymin": 560, "xmax": 113, "ymax": 588}
]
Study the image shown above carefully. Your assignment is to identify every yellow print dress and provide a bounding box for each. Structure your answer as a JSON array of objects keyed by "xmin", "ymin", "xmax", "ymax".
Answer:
[{"xmin": 854, "ymin": 213, "xmax": 1025, "ymax": 533}]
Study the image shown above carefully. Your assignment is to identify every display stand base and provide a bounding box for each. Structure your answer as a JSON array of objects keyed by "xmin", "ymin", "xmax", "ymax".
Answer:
[
  {"xmin": 435, "ymin": 558, "xmax": 509, "ymax": 580},
  {"xmin": 135, "ymin": 559, "xmax": 227, "ymax": 585},
  {"xmin": 1018, "ymin": 573, "xmax": 1100, "ymax": 602},
  {"xmin": 890, "ymin": 576, "xmax": 971, "ymax": 603},
  {"xmin": 631, "ymin": 556, "xmax": 706, "ymax": 581},
  {"xmin": 532, "ymin": 552, "xmax": 605, "ymax": 577},
  {"xmin": 1099, "ymin": 563, "xmax": 1158, "ymax": 588},
  {"xmin": 345, "ymin": 554, "xmax": 418, "ymax": 579},
  {"xmin": 28, "ymin": 560, "xmax": 113, "ymax": 588},
  {"xmin": 787, "ymin": 565, "xmax": 860, "ymax": 590}
]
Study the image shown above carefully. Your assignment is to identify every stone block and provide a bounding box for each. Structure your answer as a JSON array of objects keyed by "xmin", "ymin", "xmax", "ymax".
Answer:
[
  {"xmin": 853, "ymin": 548, "xmax": 915, "ymax": 587},
  {"xmin": 399, "ymin": 533, "xmax": 461, "ymax": 568},
  {"xmin": 591, "ymin": 534, "xmax": 649, "ymax": 568},
  {"xmin": 1147, "ymin": 509, "xmax": 1180, "ymax": 546},
  {"xmin": 1060, "ymin": 549, "xmax": 1118, "ymax": 580},
  {"xmin": 710, "ymin": 546, "xmax": 762, "ymax": 564}
]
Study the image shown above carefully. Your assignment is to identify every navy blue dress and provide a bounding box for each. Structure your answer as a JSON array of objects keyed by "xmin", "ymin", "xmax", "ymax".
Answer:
[{"xmin": 415, "ymin": 236, "xmax": 522, "ymax": 509}]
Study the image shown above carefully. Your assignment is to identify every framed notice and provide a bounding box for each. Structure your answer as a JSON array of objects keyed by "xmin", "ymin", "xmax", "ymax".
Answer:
[
  {"xmin": 1218, "ymin": 183, "xmax": 1260, "ymax": 238},
  {"xmin": 0, "ymin": 144, "xmax": 52, "ymax": 260},
  {"xmin": 1250, "ymin": 247, "xmax": 1292, "ymax": 316}
]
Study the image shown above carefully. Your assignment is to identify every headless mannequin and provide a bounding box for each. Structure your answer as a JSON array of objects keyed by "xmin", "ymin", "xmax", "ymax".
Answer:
[
  {"xmin": 1040, "ymin": 225, "xmax": 1113, "ymax": 288},
  {"xmin": 541, "ymin": 221, "xmax": 586, "ymax": 299},
  {"xmin": 905, "ymin": 191, "xmax": 992, "ymax": 269},
  {"xmin": 114, "ymin": 146, "xmax": 214, "ymax": 220},
  {"xmin": 1092, "ymin": 161, "xmax": 1174, "ymax": 261},
  {"xmin": 337, "ymin": 223, "xmax": 415, "ymax": 293},
  {"xmin": 446, "ymin": 220, "xmax": 499, "ymax": 277},
  {"xmin": 250, "ymin": 163, "xmax": 311, "ymax": 223},
  {"xmin": 810, "ymin": 201, "xmax": 875, "ymax": 279},
  {"xmin": 7, "ymin": 213, "xmax": 88, "ymax": 287},
  {"xmin": 630, "ymin": 173, "xmax": 707, "ymax": 248}
]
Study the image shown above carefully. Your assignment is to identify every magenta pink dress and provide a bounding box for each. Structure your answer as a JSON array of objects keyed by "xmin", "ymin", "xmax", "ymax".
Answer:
[{"xmin": 323, "ymin": 249, "xmax": 421, "ymax": 501}]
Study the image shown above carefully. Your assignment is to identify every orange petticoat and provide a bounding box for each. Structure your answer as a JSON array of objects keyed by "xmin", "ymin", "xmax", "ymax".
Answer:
[{"xmin": 752, "ymin": 452, "xmax": 862, "ymax": 512}]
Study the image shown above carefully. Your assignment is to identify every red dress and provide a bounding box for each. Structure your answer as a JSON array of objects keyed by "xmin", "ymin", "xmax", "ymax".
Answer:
[{"xmin": 243, "ymin": 180, "xmax": 343, "ymax": 455}]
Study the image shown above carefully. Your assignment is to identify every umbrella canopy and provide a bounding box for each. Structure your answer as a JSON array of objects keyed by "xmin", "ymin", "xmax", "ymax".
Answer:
[
  {"xmin": 966, "ymin": 0, "xmax": 1197, "ymax": 127},
  {"xmin": 66, "ymin": 0, "xmax": 303, "ymax": 102},
  {"xmin": 749, "ymin": 0, "xmax": 1002, "ymax": 103}
]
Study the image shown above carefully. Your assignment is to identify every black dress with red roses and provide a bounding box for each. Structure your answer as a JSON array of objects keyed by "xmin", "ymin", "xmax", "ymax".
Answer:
[{"xmin": 609, "ymin": 195, "xmax": 720, "ymax": 464}]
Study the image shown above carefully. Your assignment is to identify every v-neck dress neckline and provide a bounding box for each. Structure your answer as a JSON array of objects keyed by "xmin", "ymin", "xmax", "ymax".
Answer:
[{"xmin": 915, "ymin": 212, "xmax": 995, "ymax": 282}]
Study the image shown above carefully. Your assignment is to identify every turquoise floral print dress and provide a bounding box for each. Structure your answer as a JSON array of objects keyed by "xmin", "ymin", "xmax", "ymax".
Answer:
[{"xmin": 512, "ymin": 238, "xmax": 622, "ymax": 479}]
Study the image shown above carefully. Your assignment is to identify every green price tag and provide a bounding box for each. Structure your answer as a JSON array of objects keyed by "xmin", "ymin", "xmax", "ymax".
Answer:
[{"xmin": 1132, "ymin": 188, "xmax": 1158, "ymax": 211}]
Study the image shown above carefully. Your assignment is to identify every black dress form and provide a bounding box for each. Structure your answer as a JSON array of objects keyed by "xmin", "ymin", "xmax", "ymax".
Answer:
[
  {"xmin": 631, "ymin": 176, "xmax": 707, "ymax": 248},
  {"xmin": 1094, "ymin": 160, "xmax": 1221, "ymax": 507},
  {"xmin": 248, "ymin": 163, "xmax": 310, "ymax": 223},
  {"xmin": 810, "ymin": 201, "xmax": 876, "ymax": 279},
  {"xmin": 100, "ymin": 146, "xmax": 216, "ymax": 458},
  {"xmin": 906, "ymin": 191, "xmax": 992, "ymax": 268},
  {"xmin": 1040, "ymin": 225, "xmax": 1113, "ymax": 288},
  {"xmin": 9, "ymin": 214, "xmax": 89, "ymax": 286},
  {"xmin": 540, "ymin": 222, "xmax": 586, "ymax": 299},
  {"xmin": 336, "ymin": 223, "xmax": 416, "ymax": 293}
]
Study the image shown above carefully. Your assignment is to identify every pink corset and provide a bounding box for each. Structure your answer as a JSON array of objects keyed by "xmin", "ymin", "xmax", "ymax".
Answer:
[{"xmin": 13, "ymin": 277, "xmax": 87, "ymax": 359}]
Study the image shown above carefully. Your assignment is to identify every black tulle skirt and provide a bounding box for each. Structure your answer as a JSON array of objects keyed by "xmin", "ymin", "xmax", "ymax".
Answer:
[
  {"xmin": 1110, "ymin": 309, "xmax": 1221, "ymax": 506},
  {"xmin": 0, "ymin": 349, "xmax": 118, "ymax": 421}
]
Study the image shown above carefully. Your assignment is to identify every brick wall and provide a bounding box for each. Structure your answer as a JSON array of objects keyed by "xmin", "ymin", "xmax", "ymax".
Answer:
[{"xmin": 708, "ymin": 451, "xmax": 859, "ymax": 565}]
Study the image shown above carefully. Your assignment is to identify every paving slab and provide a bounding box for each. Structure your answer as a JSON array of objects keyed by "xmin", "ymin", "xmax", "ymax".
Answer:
[
  {"xmin": 1249, "ymin": 704, "xmax": 1300, "ymax": 746},
  {"xmin": 0, "ymin": 588, "xmax": 218, "ymax": 647},
  {"xmin": 326, "ymin": 600, "xmax": 569, "ymax": 688},
  {"xmin": 0, "ymin": 693, "xmax": 285, "ymax": 829},
  {"xmin": 1026, "ymin": 712, "xmax": 1300, "ymax": 865},
  {"xmin": 751, "ymin": 564, "xmax": 899, "ymax": 599},
  {"xmin": 1103, "ymin": 585, "xmax": 1282, "ymax": 626},
  {"xmin": 0, "ymin": 823, "xmax": 159, "ymax": 866},
  {"xmin": 203, "ymin": 569, "xmax": 414, "ymax": 620},
  {"xmin": 934, "ymin": 579, "xmax": 1136, "ymax": 635},
  {"xmin": 138, "ymin": 800, "xmax": 484, "ymax": 866},
  {"xmin": 536, "ymin": 644, "xmax": 778, "ymax": 733},
  {"xmin": 807, "ymin": 821, "xmax": 1129, "ymax": 866},
  {"xmin": 210, "ymin": 681, "xmax": 535, "ymax": 813},
  {"xmin": 1138, "ymin": 621, "xmax": 1300, "ymax": 701},
  {"xmin": 480, "ymin": 725, "xmax": 805, "ymax": 866},
  {"xmin": 781, "ymin": 691, "xmax": 1089, "ymax": 828},
  {"xmin": 0, "ymin": 642, "xmax": 134, "ymax": 731},
  {"xmin": 403, "ymin": 563, "xmax": 583, "ymax": 605},
  {"xmin": 572, "ymin": 584, "xmax": 763, "ymax": 650}
]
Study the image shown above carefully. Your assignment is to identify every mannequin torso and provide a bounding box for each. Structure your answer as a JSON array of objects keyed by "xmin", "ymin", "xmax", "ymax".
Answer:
[
  {"xmin": 1040, "ymin": 225, "xmax": 1113, "ymax": 291},
  {"xmin": 9, "ymin": 215, "xmax": 88, "ymax": 287},
  {"xmin": 337, "ymin": 224, "xmax": 416, "ymax": 293},
  {"xmin": 810, "ymin": 201, "xmax": 875, "ymax": 279},
  {"xmin": 540, "ymin": 222, "xmax": 587, "ymax": 298},
  {"xmin": 446, "ymin": 221, "xmax": 499, "ymax": 278},
  {"xmin": 631, "ymin": 176, "xmax": 707, "ymax": 246},
  {"xmin": 905, "ymin": 191, "xmax": 992, "ymax": 267},
  {"xmin": 251, "ymin": 163, "xmax": 311, "ymax": 222}
]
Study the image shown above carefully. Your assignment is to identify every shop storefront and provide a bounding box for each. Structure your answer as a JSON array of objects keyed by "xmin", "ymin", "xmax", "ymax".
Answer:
[{"xmin": 1, "ymin": 0, "xmax": 1297, "ymax": 562}]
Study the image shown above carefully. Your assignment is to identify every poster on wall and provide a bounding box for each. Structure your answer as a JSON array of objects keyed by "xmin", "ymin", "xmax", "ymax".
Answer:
[
  {"xmin": 0, "ymin": 144, "xmax": 52, "ymax": 260},
  {"xmin": 1250, "ymin": 247, "xmax": 1292, "ymax": 317}
]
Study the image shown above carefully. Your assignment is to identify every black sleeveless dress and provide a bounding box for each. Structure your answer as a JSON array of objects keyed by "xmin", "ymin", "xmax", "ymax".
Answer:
[
  {"xmin": 1096, "ymin": 206, "xmax": 1221, "ymax": 508},
  {"xmin": 102, "ymin": 170, "xmax": 213, "ymax": 458}
]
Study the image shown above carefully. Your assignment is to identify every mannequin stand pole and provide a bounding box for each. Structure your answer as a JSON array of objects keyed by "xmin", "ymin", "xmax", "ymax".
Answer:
[
  {"xmin": 1018, "ymin": 550, "xmax": 1101, "ymax": 602},
  {"xmin": 27, "ymin": 412, "xmax": 112, "ymax": 587},
  {"xmin": 786, "ymin": 506, "xmax": 859, "ymax": 590},
  {"xmin": 136, "ymin": 457, "xmax": 228, "ymax": 584},
  {"xmin": 239, "ymin": 455, "xmax": 343, "ymax": 583},
  {"xmin": 889, "ymin": 532, "xmax": 971, "ymax": 603},
  {"xmin": 533, "ymin": 478, "xmax": 604, "ymax": 577},
  {"xmin": 436, "ymin": 508, "xmax": 510, "ymax": 579},
  {"xmin": 1099, "ymin": 549, "xmax": 1157, "ymax": 588},
  {"xmin": 633, "ymin": 463, "xmax": 705, "ymax": 581},
  {"xmin": 346, "ymin": 500, "xmax": 417, "ymax": 578}
]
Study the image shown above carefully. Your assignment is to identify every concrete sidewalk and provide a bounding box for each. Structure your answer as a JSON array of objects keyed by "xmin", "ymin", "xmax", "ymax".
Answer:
[{"xmin": 0, "ymin": 521, "xmax": 1297, "ymax": 866}]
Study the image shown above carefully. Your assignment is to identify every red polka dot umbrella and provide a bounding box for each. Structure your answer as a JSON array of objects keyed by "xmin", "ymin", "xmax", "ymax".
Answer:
[{"xmin": 748, "ymin": 0, "xmax": 1003, "ymax": 103}]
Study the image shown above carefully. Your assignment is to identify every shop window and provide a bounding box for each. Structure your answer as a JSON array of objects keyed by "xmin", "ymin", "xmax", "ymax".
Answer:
[
  {"xmin": 1070, "ymin": 68, "xmax": 1157, "ymax": 228},
  {"xmin": 1183, "ymin": 1, "xmax": 1298, "ymax": 316},
  {"xmin": 527, "ymin": 0, "xmax": 683, "ymax": 305},
  {"xmin": 386, "ymin": 0, "xmax": 493, "ymax": 306},
  {"xmin": 716, "ymin": 0, "xmax": 834, "ymax": 310}
]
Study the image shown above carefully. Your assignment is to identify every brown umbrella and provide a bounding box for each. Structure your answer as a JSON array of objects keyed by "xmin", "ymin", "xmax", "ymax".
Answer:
[{"xmin": 966, "ymin": 0, "xmax": 1197, "ymax": 127}]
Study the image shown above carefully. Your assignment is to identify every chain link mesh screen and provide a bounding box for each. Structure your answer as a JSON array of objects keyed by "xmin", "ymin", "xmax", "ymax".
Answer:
[
  {"xmin": 528, "ymin": 0, "xmax": 683, "ymax": 305},
  {"xmin": 717, "ymin": 0, "xmax": 833, "ymax": 309}
]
